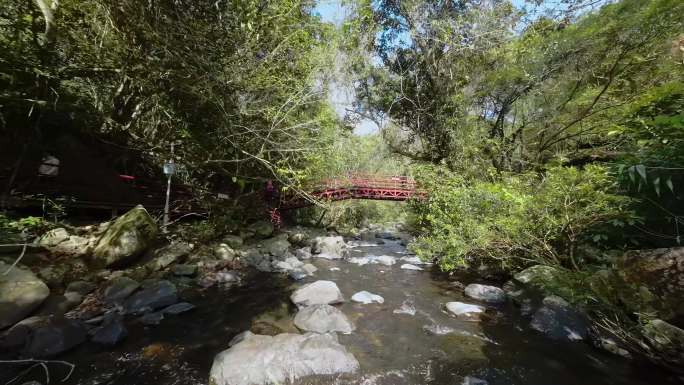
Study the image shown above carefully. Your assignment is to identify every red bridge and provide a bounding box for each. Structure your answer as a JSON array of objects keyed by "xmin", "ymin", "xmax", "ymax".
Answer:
[{"xmin": 279, "ymin": 174, "xmax": 423, "ymax": 209}]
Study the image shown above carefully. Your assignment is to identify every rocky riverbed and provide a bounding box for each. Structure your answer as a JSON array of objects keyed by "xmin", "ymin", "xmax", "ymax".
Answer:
[{"xmin": 1, "ymin": 209, "xmax": 682, "ymax": 385}]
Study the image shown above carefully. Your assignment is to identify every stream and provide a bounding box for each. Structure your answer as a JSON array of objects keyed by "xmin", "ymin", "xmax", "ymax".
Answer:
[{"xmin": 53, "ymin": 236, "xmax": 678, "ymax": 385}]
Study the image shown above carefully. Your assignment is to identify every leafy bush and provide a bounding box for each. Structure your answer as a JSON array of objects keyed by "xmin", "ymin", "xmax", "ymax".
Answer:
[
  {"xmin": 410, "ymin": 165, "xmax": 632, "ymax": 271},
  {"xmin": 0, "ymin": 215, "xmax": 54, "ymax": 242}
]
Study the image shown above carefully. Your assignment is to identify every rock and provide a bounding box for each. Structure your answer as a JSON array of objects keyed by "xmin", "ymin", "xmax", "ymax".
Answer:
[
  {"xmin": 37, "ymin": 228, "xmax": 69, "ymax": 247},
  {"xmin": 273, "ymin": 260, "xmax": 293, "ymax": 272},
  {"xmin": 393, "ymin": 300, "xmax": 416, "ymax": 316},
  {"xmin": 401, "ymin": 256, "xmax": 428, "ymax": 265},
  {"xmin": 293, "ymin": 304, "xmax": 354, "ymax": 334},
  {"xmin": 301, "ymin": 263, "xmax": 318, "ymax": 275},
  {"xmin": 290, "ymin": 280, "xmax": 344, "ymax": 308},
  {"xmin": 209, "ymin": 332, "xmax": 359, "ymax": 385},
  {"xmin": 287, "ymin": 230, "xmax": 308, "ymax": 246},
  {"xmin": 330, "ymin": 267, "xmax": 341, "ymax": 272},
  {"xmin": 370, "ymin": 255, "xmax": 395, "ymax": 266},
  {"xmin": 464, "ymin": 284, "xmax": 506, "ymax": 304},
  {"xmin": 288, "ymin": 270, "xmax": 308, "ymax": 281},
  {"xmin": 643, "ymin": 319, "xmax": 684, "ymax": 365},
  {"xmin": 401, "ymin": 263, "xmax": 423, "ymax": 271},
  {"xmin": 139, "ymin": 311, "xmax": 164, "ymax": 325},
  {"xmin": 462, "ymin": 376, "xmax": 488, "ymax": 385},
  {"xmin": 214, "ymin": 243, "xmax": 237, "ymax": 261},
  {"xmin": 92, "ymin": 205, "xmax": 158, "ymax": 267},
  {"xmin": 35, "ymin": 292, "xmax": 82, "ymax": 316},
  {"xmin": 216, "ymin": 270, "xmax": 240, "ymax": 283},
  {"xmin": 294, "ymin": 247, "xmax": 312, "ymax": 260},
  {"xmin": 91, "ymin": 315, "xmax": 127, "ymax": 346},
  {"xmin": 248, "ymin": 221, "xmax": 274, "ymax": 238},
  {"xmin": 222, "ymin": 234, "xmax": 244, "ymax": 249},
  {"xmin": 446, "ymin": 302, "xmax": 486, "ymax": 321},
  {"xmin": 0, "ymin": 261, "xmax": 50, "ymax": 329},
  {"xmin": 173, "ymin": 264, "xmax": 197, "ymax": 276},
  {"xmin": 65, "ymin": 280, "xmax": 96, "ymax": 296},
  {"xmin": 161, "ymin": 302, "xmax": 195, "ymax": 315},
  {"xmin": 261, "ymin": 235, "xmax": 290, "ymax": 257},
  {"xmin": 514, "ymin": 265, "xmax": 559, "ymax": 289},
  {"xmin": 124, "ymin": 280, "xmax": 178, "ymax": 314},
  {"xmin": 148, "ymin": 242, "xmax": 192, "ymax": 271},
  {"xmin": 284, "ymin": 256, "xmax": 303, "ymax": 269},
  {"xmin": 37, "ymin": 265, "xmax": 69, "ymax": 289},
  {"xmin": 349, "ymin": 257, "xmax": 371, "ymax": 266},
  {"xmin": 6, "ymin": 316, "xmax": 87, "ymax": 357},
  {"xmin": 595, "ymin": 337, "xmax": 631, "ymax": 358},
  {"xmin": 376, "ymin": 232, "xmax": 398, "ymax": 240},
  {"xmin": 351, "ymin": 291, "xmax": 384, "ymax": 304},
  {"xmin": 103, "ymin": 277, "xmax": 140, "ymax": 304},
  {"xmin": 312, "ymin": 236, "xmax": 346, "ymax": 259},
  {"xmin": 530, "ymin": 296, "xmax": 588, "ymax": 341}
]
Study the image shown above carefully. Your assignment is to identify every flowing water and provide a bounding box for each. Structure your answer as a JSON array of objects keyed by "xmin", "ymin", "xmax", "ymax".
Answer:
[{"xmin": 46, "ymin": 237, "xmax": 680, "ymax": 385}]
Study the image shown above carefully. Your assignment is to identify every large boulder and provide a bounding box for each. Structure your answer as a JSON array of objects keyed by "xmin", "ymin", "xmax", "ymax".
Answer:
[
  {"xmin": 294, "ymin": 304, "xmax": 354, "ymax": 334},
  {"xmin": 0, "ymin": 261, "xmax": 50, "ymax": 329},
  {"xmin": 209, "ymin": 332, "xmax": 359, "ymax": 385},
  {"xmin": 37, "ymin": 228, "xmax": 95, "ymax": 256},
  {"xmin": 123, "ymin": 280, "xmax": 177, "ymax": 314},
  {"xmin": 260, "ymin": 235, "xmax": 291, "ymax": 257},
  {"xmin": 530, "ymin": 296, "xmax": 588, "ymax": 341},
  {"xmin": 464, "ymin": 284, "xmax": 505, "ymax": 304},
  {"xmin": 92, "ymin": 205, "xmax": 158, "ymax": 267},
  {"xmin": 290, "ymin": 280, "xmax": 344, "ymax": 309},
  {"xmin": 2, "ymin": 316, "xmax": 87, "ymax": 357},
  {"xmin": 312, "ymin": 236, "xmax": 346, "ymax": 259}
]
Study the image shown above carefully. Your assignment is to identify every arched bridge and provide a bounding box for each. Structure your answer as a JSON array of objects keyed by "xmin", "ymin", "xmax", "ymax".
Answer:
[{"xmin": 279, "ymin": 174, "xmax": 424, "ymax": 209}]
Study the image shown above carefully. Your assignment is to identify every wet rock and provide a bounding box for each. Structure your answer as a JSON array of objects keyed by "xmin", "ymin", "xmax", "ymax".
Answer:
[
  {"xmin": 291, "ymin": 280, "xmax": 344, "ymax": 308},
  {"xmin": 139, "ymin": 311, "xmax": 164, "ymax": 325},
  {"xmin": 273, "ymin": 260, "xmax": 294, "ymax": 272},
  {"xmin": 161, "ymin": 302, "xmax": 195, "ymax": 315},
  {"xmin": 349, "ymin": 256, "xmax": 371, "ymax": 266},
  {"xmin": 261, "ymin": 235, "xmax": 291, "ymax": 257},
  {"xmin": 393, "ymin": 300, "xmax": 416, "ymax": 316},
  {"xmin": 301, "ymin": 263, "xmax": 317, "ymax": 275},
  {"xmin": 35, "ymin": 292, "xmax": 83, "ymax": 316},
  {"xmin": 222, "ymin": 234, "xmax": 244, "ymax": 249},
  {"xmin": 462, "ymin": 376, "xmax": 488, "ymax": 385},
  {"xmin": 514, "ymin": 265, "xmax": 559, "ymax": 290},
  {"xmin": 6, "ymin": 316, "xmax": 87, "ymax": 357},
  {"xmin": 643, "ymin": 319, "xmax": 684, "ymax": 365},
  {"xmin": 371, "ymin": 255, "xmax": 396, "ymax": 266},
  {"xmin": 209, "ymin": 332, "xmax": 359, "ymax": 385},
  {"xmin": 284, "ymin": 256, "xmax": 303, "ymax": 269},
  {"xmin": 65, "ymin": 280, "xmax": 96, "ymax": 296},
  {"xmin": 37, "ymin": 228, "xmax": 70, "ymax": 247},
  {"xmin": 401, "ymin": 256, "xmax": 428, "ymax": 265},
  {"xmin": 312, "ymin": 236, "xmax": 347, "ymax": 259},
  {"xmin": 103, "ymin": 277, "xmax": 140, "ymax": 305},
  {"xmin": 351, "ymin": 291, "xmax": 384, "ymax": 304},
  {"xmin": 173, "ymin": 264, "xmax": 197, "ymax": 276},
  {"xmin": 376, "ymin": 232, "xmax": 398, "ymax": 240},
  {"xmin": 288, "ymin": 270, "xmax": 308, "ymax": 281},
  {"xmin": 92, "ymin": 205, "xmax": 158, "ymax": 267},
  {"xmin": 294, "ymin": 304, "xmax": 354, "ymax": 334},
  {"xmin": 248, "ymin": 221, "xmax": 274, "ymax": 238},
  {"xmin": 124, "ymin": 280, "xmax": 178, "ymax": 314},
  {"xmin": 595, "ymin": 337, "xmax": 631, "ymax": 358},
  {"xmin": 214, "ymin": 243, "xmax": 237, "ymax": 261},
  {"xmin": 464, "ymin": 284, "xmax": 505, "ymax": 304},
  {"xmin": 148, "ymin": 242, "xmax": 192, "ymax": 271},
  {"xmin": 0, "ymin": 261, "xmax": 50, "ymax": 329},
  {"xmin": 91, "ymin": 314, "xmax": 127, "ymax": 346},
  {"xmin": 295, "ymin": 247, "xmax": 312, "ymax": 260},
  {"xmin": 38, "ymin": 265, "xmax": 69, "ymax": 289},
  {"xmin": 530, "ymin": 296, "xmax": 588, "ymax": 341},
  {"xmin": 446, "ymin": 302, "xmax": 485, "ymax": 321},
  {"xmin": 401, "ymin": 263, "xmax": 423, "ymax": 271},
  {"xmin": 287, "ymin": 229, "xmax": 309, "ymax": 246}
]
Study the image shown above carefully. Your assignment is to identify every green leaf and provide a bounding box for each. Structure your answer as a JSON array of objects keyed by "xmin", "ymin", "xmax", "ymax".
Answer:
[
  {"xmin": 666, "ymin": 177, "xmax": 674, "ymax": 193},
  {"xmin": 635, "ymin": 164, "xmax": 647, "ymax": 182}
]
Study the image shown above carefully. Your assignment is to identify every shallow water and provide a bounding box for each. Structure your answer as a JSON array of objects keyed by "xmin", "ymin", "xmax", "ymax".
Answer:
[{"xmin": 33, "ymin": 238, "xmax": 682, "ymax": 385}]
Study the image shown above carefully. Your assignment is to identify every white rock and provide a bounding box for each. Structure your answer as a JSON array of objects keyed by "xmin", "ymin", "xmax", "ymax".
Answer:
[
  {"xmin": 464, "ymin": 284, "xmax": 506, "ymax": 303},
  {"xmin": 284, "ymin": 256, "xmax": 304, "ymax": 269},
  {"xmin": 301, "ymin": 263, "xmax": 318, "ymax": 275},
  {"xmin": 294, "ymin": 304, "xmax": 354, "ymax": 334},
  {"xmin": 312, "ymin": 236, "xmax": 346, "ymax": 259},
  {"xmin": 393, "ymin": 300, "xmax": 416, "ymax": 316},
  {"xmin": 370, "ymin": 255, "xmax": 396, "ymax": 266},
  {"xmin": 400, "ymin": 256, "xmax": 428, "ymax": 265},
  {"xmin": 400, "ymin": 264, "xmax": 423, "ymax": 271},
  {"xmin": 446, "ymin": 302, "xmax": 485, "ymax": 318},
  {"xmin": 348, "ymin": 257, "xmax": 370, "ymax": 266},
  {"xmin": 290, "ymin": 280, "xmax": 344, "ymax": 308},
  {"xmin": 351, "ymin": 291, "xmax": 384, "ymax": 304},
  {"xmin": 210, "ymin": 332, "xmax": 359, "ymax": 385},
  {"xmin": 330, "ymin": 267, "xmax": 341, "ymax": 271}
]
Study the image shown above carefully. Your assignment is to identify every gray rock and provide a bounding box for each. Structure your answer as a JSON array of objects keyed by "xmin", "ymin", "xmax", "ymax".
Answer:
[
  {"xmin": 514, "ymin": 265, "xmax": 559, "ymax": 289},
  {"xmin": 289, "ymin": 270, "xmax": 308, "ymax": 281},
  {"xmin": 284, "ymin": 256, "xmax": 303, "ymax": 268},
  {"xmin": 351, "ymin": 291, "xmax": 384, "ymax": 304},
  {"xmin": 139, "ymin": 311, "xmax": 164, "ymax": 325},
  {"xmin": 312, "ymin": 236, "xmax": 346, "ymax": 259},
  {"xmin": 8, "ymin": 316, "xmax": 87, "ymax": 357},
  {"xmin": 301, "ymin": 263, "xmax": 317, "ymax": 275},
  {"xmin": 0, "ymin": 261, "xmax": 50, "ymax": 329},
  {"xmin": 530, "ymin": 296, "xmax": 588, "ymax": 341},
  {"xmin": 92, "ymin": 205, "xmax": 158, "ymax": 267},
  {"xmin": 290, "ymin": 280, "xmax": 345, "ymax": 308},
  {"xmin": 38, "ymin": 228, "xmax": 95, "ymax": 257},
  {"xmin": 209, "ymin": 332, "xmax": 359, "ymax": 385},
  {"xmin": 445, "ymin": 302, "xmax": 485, "ymax": 321},
  {"xmin": 643, "ymin": 319, "xmax": 684, "ymax": 365},
  {"xmin": 148, "ymin": 242, "xmax": 192, "ymax": 271},
  {"xmin": 393, "ymin": 300, "xmax": 416, "ymax": 316},
  {"xmin": 35, "ymin": 292, "xmax": 83, "ymax": 316},
  {"xmin": 261, "ymin": 235, "xmax": 291, "ymax": 257},
  {"xmin": 91, "ymin": 315, "xmax": 127, "ymax": 346},
  {"xmin": 295, "ymin": 247, "xmax": 312, "ymax": 260},
  {"xmin": 400, "ymin": 263, "xmax": 423, "ymax": 271},
  {"xmin": 161, "ymin": 302, "xmax": 195, "ymax": 315},
  {"xmin": 37, "ymin": 265, "xmax": 69, "ymax": 289},
  {"xmin": 222, "ymin": 234, "xmax": 244, "ymax": 249},
  {"xmin": 464, "ymin": 284, "xmax": 506, "ymax": 304},
  {"xmin": 248, "ymin": 221, "xmax": 274, "ymax": 238},
  {"xmin": 65, "ymin": 280, "xmax": 96, "ymax": 296},
  {"xmin": 294, "ymin": 304, "xmax": 354, "ymax": 334},
  {"xmin": 124, "ymin": 280, "xmax": 177, "ymax": 314},
  {"xmin": 173, "ymin": 264, "xmax": 197, "ymax": 276},
  {"xmin": 214, "ymin": 243, "xmax": 237, "ymax": 261},
  {"xmin": 103, "ymin": 277, "xmax": 140, "ymax": 304},
  {"xmin": 36, "ymin": 228, "xmax": 69, "ymax": 247}
]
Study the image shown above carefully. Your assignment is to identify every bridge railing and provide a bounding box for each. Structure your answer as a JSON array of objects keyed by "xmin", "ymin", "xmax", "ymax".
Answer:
[{"xmin": 308, "ymin": 173, "xmax": 417, "ymax": 193}]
